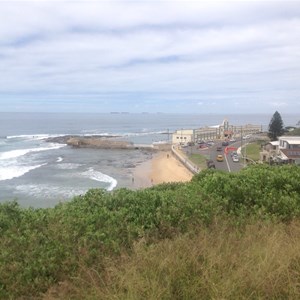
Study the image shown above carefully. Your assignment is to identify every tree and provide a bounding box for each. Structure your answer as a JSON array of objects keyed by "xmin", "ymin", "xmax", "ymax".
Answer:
[{"xmin": 268, "ymin": 111, "xmax": 285, "ymax": 141}]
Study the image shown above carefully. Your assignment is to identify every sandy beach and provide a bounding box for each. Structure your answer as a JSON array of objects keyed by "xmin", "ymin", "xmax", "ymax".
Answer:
[{"xmin": 132, "ymin": 151, "xmax": 193, "ymax": 188}]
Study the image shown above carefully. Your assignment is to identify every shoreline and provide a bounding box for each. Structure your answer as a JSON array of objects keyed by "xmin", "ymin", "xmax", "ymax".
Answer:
[
  {"xmin": 132, "ymin": 151, "xmax": 193, "ymax": 188},
  {"xmin": 46, "ymin": 135, "xmax": 163, "ymax": 151},
  {"xmin": 48, "ymin": 135, "xmax": 193, "ymax": 190}
]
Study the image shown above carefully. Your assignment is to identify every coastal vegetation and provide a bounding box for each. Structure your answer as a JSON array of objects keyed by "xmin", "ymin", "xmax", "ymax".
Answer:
[
  {"xmin": 1, "ymin": 164, "xmax": 300, "ymax": 299},
  {"xmin": 286, "ymin": 127, "xmax": 300, "ymax": 136},
  {"xmin": 244, "ymin": 141, "xmax": 263, "ymax": 162},
  {"xmin": 188, "ymin": 153, "xmax": 207, "ymax": 169},
  {"xmin": 268, "ymin": 111, "xmax": 285, "ymax": 141}
]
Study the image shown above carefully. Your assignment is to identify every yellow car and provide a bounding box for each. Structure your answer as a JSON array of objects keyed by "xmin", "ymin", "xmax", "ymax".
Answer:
[{"xmin": 216, "ymin": 154, "xmax": 224, "ymax": 162}]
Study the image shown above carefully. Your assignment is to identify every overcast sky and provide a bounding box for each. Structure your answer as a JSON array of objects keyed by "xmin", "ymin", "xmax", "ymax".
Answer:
[{"xmin": 0, "ymin": 0, "xmax": 300, "ymax": 113}]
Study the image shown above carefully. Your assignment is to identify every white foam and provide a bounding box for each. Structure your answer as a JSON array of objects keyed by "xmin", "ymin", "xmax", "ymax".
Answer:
[
  {"xmin": 0, "ymin": 163, "xmax": 47, "ymax": 181},
  {"xmin": 15, "ymin": 183, "xmax": 87, "ymax": 200},
  {"xmin": 6, "ymin": 134, "xmax": 66, "ymax": 140},
  {"xmin": 80, "ymin": 130, "xmax": 165, "ymax": 138},
  {"xmin": 82, "ymin": 168, "xmax": 117, "ymax": 191},
  {"xmin": 81, "ymin": 132, "xmax": 119, "ymax": 137},
  {"xmin": 0, "ymin": 143, "xmax": 66, "ymax": 160},
  {"xmin": 122, "ymin": 130, "xmax": 165, "ymax": 137},
  {"xmin": 56, "ymin": 163, "xmax": 82, "ymax": 170},
  {"xmin": 56, "ymin": 156, "xmax": 63, "ymax": 163}
]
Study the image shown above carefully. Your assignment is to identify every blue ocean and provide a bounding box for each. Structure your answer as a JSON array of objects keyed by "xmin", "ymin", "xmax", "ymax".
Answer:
[{"xmin": 0, "ymin": 112, "xmax": 298, "ymax": 207}]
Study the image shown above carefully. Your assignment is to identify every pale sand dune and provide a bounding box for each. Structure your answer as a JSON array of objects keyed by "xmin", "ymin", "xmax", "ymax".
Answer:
[{"xmin": 132, "ymin": 151, "xmax": 193, "ymax": 189}]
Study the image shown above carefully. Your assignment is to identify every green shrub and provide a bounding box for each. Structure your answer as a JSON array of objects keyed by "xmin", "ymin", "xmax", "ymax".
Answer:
[{"xmin": 0, "ymin": 164, "xmax": 300, "ymax": 298}]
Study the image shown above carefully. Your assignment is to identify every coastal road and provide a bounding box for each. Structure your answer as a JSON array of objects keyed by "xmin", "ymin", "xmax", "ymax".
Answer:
[
  {"xmin": 209, "ymin": 141, "xmax": 244, "ymax": 173},
  {"xmin": 181, "ymin": 139, "xmax": 245, "ymax": 173}
]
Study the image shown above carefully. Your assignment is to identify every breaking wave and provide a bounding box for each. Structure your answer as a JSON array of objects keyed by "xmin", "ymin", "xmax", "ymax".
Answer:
[
  {"xmin": 82, "ymin": 168, "xmax": 117, "ymax": 191},
  {"xmin": 0, "ymin": 143, "xmax": 66, "ymax": 160},
  {"xmin": 0, "ymin": 163, "xmax": 47, "ymax": 181}
]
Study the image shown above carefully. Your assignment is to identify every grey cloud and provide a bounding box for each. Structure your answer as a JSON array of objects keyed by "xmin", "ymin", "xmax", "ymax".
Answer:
[{"xmin": 0, "ymin": 1, "xmax": 299, "ymax": 113}]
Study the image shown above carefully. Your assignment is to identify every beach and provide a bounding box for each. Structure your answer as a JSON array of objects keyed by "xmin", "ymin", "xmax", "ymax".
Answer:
[
  {"xmin": 1, "ymin": 112, "xmax": 284, "ymax": 207},
  {"xmin": 132, "ymin": 151, "xmax": 193, "ymax": 188}
]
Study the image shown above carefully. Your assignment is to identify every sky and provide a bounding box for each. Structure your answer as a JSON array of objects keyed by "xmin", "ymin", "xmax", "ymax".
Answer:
[{"xmin": 0, "ymin": 0, "xmax": 300, "ymax": 114}]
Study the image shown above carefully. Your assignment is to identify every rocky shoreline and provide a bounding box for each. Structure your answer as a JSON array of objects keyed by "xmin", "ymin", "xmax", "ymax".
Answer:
[{"xmin": 46, "ymin": 135, "xmax": 156, "ymax": 150}]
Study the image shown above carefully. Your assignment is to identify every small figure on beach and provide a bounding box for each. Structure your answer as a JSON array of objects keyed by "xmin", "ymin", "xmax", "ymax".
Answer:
[
  {"xmin": 167, "ymin": 154, "xmax": 169, "ymax": 158},
  {"xmin": 151, "ymin": 178, "xmax": 154, "ymax": 185},
  {"xmin": 132, "ymin": 176, "xmax": 134, "ymax": 183}
]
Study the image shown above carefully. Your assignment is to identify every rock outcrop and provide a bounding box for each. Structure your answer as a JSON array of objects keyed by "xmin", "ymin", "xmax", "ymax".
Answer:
[
  {"xmin": 46, "ymin": 135, "xmax": 165, "ymax": 151},
  {"xmin": 66, "ymin": 137, "xmax": 132, "ymax": 149}
]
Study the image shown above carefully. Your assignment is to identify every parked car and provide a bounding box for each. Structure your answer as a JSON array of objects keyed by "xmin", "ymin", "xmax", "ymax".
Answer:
[
  {"xmin": 216, "ymin": 146, "xmax": 222, "ymax": 151},
  {"xmin": 216, "ymin": 154, "xmax": 224, "ymax": 162},
  {"xmin": 199, "ymin": 144, "xmax": 207, "ymax": 149},
  {"xmin": 222, "ymin": 141, "xmax": 229, "ymax": 146}
]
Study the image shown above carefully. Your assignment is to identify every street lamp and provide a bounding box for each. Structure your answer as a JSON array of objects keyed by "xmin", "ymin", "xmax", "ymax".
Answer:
[
  {"xmin": 181, "ymin": 128, "xmax": 183, "ymax": 145},
  {"xmin": 244, "ymin": 142, "xmax": 247, "ymax": 167}
]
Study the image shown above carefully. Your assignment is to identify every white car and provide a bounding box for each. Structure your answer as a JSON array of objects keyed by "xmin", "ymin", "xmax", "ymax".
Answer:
[
  {"xmin": 232, "ymin": 155, "xmax": 239, "ymax": 162},
  {"xmin": 243, "ymin": 134, "xmax": 252, "ymax": 140}
]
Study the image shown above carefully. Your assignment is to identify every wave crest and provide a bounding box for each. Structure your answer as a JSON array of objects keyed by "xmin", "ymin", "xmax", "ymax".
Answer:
[{"xmin": 82, "ymin": 168, "xmax": 117, "ymax": 191}]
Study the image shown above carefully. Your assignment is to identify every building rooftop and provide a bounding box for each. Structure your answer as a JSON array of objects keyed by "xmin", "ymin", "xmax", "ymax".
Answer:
[{"xmin": 279, "ymin": 136, "xmax": 300, "ymax": 145}]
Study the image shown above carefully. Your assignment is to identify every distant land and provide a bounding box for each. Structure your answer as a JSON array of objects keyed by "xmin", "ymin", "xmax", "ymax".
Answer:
[{"xmin": 109, "ymin": 112, "xmax": 164, "ymax": 114}]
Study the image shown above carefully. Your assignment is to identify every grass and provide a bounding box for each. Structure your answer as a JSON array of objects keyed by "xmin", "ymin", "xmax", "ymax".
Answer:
[
  {"xmin": 244, "ymin": 141, "xmax": 262, "ymax": 161},
  {"xmin": 188, "ymin": 153, "xmax": 208, "ymax": 169},
  {"xmin": 44, "ymin": 218, "xmax": 300, "ymax": 299},
  {"xmin": 2, "ymin": 165, "xmax": 300, "ymax": 298},
  {"xmin": 286, "ymin": 128, "xmax": 300, "ymax": 136}
]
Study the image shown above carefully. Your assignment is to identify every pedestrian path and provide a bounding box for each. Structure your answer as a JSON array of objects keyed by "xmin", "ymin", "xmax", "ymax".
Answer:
[{"xmin": 171, "ymin": 145, "xmax": 200, "ymax": 174}]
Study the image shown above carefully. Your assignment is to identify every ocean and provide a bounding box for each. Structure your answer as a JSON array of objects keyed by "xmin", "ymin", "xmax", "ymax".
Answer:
[{"xmin": 0, "ymin": 112, "xmax": 298, "ymax": 208}]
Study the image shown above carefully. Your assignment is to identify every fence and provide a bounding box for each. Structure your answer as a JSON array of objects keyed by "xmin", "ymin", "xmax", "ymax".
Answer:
[{"xmin": 171, "ymin": 145, "xmax": 200, "ymax": 174}]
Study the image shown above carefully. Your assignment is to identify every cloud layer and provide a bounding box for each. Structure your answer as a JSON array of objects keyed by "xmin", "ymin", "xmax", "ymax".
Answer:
[{"xmin": 0, "ymin": 1, "xmax": 300, "ymax": 113}]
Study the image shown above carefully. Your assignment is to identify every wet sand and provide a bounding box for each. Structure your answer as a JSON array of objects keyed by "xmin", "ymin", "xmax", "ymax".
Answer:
[{"xmin": 132, "ymin": 151, "xmax": 193, "ymax": 188}]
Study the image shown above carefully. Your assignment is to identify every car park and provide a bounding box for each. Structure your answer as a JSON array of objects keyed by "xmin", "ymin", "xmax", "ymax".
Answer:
[{"xmin": 216, "ymin": 154, "xmax": 224, "ymax": 162}]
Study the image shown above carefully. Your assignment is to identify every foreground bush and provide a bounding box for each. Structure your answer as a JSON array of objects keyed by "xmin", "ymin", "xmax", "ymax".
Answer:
[
  {"xmin": 0, "ymin": 164, "xmax": 300, "ymax": 298},
  {"xmin": 45, "ymin": 219, "xmax": 300, "ymax": 299}
]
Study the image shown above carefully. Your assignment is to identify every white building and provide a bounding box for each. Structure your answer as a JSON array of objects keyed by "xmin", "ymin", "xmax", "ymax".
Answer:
[
  {"xmin": 260, "ymin": 136, "xmax": 300, "ymax": 164},
  {"xmin": 172, "ymin": 129, "xmax": 194, "ymax": 145},
  {"xmin": 172, "ymin": 119, "xmax": 262, "ymax": 145},
  {"xmin": 278, "ymin": 136, "xmax": 300, "ymax": 164}
]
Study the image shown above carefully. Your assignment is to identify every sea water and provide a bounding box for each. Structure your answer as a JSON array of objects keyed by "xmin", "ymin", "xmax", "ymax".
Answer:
[{"xmin": 0, "ymin": 112, "xmax": 298, "ymax": 207}]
